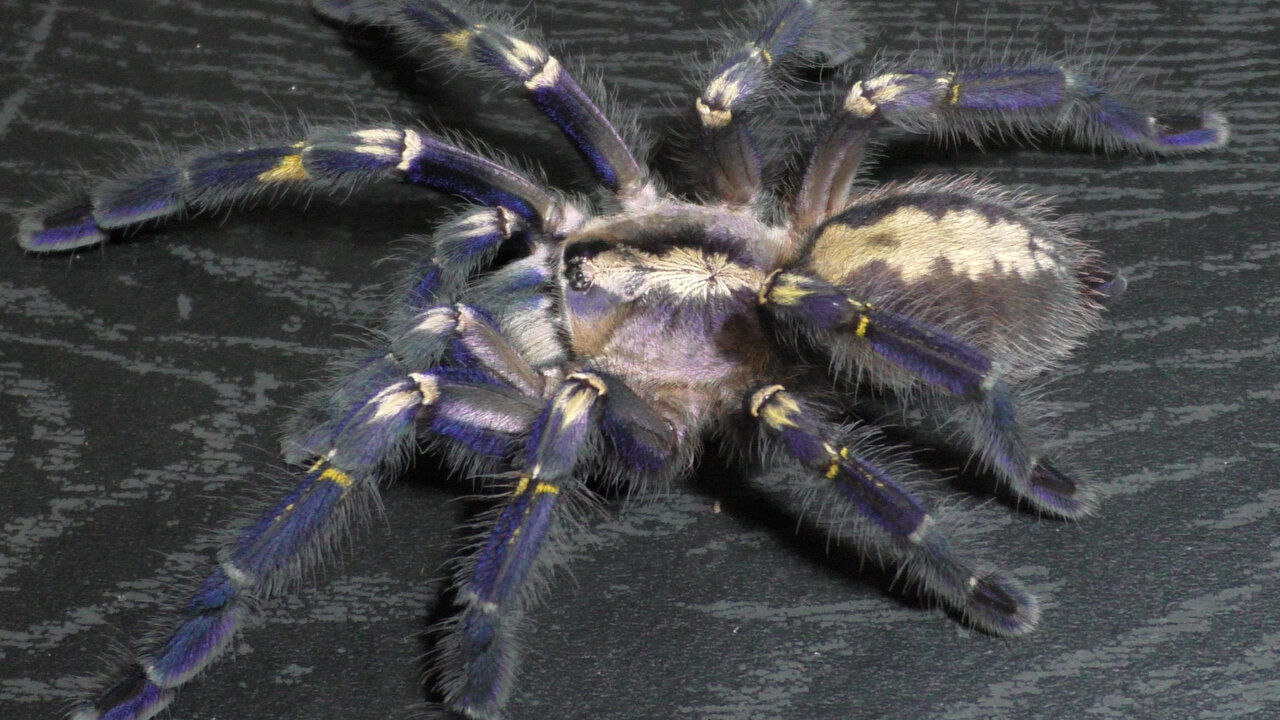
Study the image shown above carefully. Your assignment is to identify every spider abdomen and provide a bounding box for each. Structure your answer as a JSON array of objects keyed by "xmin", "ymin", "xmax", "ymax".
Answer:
[{"xmin": 805, "ymin": 177, "xmax": 1101, "ymax": 383}]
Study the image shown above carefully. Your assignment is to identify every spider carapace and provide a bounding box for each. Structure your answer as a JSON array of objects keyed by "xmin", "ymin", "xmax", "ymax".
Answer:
[{"xmin": 17, "ymin": 0, "xmax": 1226, "ymax": 718}]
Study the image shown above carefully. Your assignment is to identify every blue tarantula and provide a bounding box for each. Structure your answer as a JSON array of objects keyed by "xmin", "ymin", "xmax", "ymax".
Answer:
[{"xmin": 18, "ymin": 0, "xmax": 1227, "ymax": 718}]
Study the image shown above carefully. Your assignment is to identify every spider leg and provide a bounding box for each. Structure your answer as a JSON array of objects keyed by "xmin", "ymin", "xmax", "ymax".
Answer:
[
  {"xmin": 748, "ymin": 384, "xmax": 1038, "ymax": 636},
  {"xmin": 75, "ymin": 355, "xmax": 551, "ymax": 720},
  {"xmin": 81, "ymin": 239, "xmax": 558, "ymax": 718},
  {"xmin": 792, "ymin": 88, "xmax": 879, "ymax": 231},
  {"xmin": 691, "ymin": 0, "xmax": 860, "ymax": 206},
  {"xmin": 287, "ymin": 301, "xmax": 547, "ymax": 464},
  {"xmin": 793, "ymin": 61, "xmax": 1229, "ymax": 231},
  {"xmin": 760, "ymin": 270, "xmax": 994, "ymax": 396},
  {"xmin": 72, "ymin": 363, "xmax": 434, "ymax": 720},
  {"xmin": 18, "ymin": 126, "xmax": 579, "ymax": 252},
  {"xmin": 315, "ymin": 0, "xmax": 652, "ymax": 202},
  {"xmin": 758, "ymin": 269, "xmax": 1093, "ymax": 517},
  {"xmin": 385, "ymin": 221, "xmax": 564, "ymax": 374},
  {"xmin": 376, "ymin": 207, "xmax": 534, "ymax": 390},
  {"xmin": 303, "ymin": 245, "xmax": 564, "ymax": 462},
  {"xmin": 288, "ymin": 219, "xmax": 568, "ymax": 463},
  {"xmin": 69, "ymin": 213, "xmax": 562, "ymax": 718},
  {"xmin": 436, "ymin": 372, "xmax": 607, "ymax": 719},
  {"xmin": 402, "ymin": 206, "xmax": 527, "ymax": 309},
  {"xmin": 460, "ymin": 243, "xmax": 566, "ymax": 369}
]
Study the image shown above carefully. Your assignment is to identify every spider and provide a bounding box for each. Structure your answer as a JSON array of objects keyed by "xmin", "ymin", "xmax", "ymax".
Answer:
[{"xmin": 16, "ymin": 0, "xmax": 1228, "ymax": 718}]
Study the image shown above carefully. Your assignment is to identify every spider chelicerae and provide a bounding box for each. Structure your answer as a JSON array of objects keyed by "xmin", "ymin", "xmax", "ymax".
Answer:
[{"xmin": 18, "ymin": 0, "xmax": 1228, "ymax": 718}]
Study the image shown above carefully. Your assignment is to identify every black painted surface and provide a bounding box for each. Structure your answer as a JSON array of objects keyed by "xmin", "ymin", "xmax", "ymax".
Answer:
[{"xmin": 1, "ymin": 1, "xmax": 1276, "ymax": 719}]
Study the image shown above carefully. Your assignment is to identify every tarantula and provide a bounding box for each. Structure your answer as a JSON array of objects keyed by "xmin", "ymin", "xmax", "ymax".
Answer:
[{"xmin": 18, "ymin": 0, "xmax": 1227, "ymax": 718}]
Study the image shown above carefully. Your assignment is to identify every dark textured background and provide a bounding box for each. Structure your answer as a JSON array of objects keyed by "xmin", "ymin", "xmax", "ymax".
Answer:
[{"xmin": 2, "ymin": 1, "xmax": 1276, "ymax": 719}]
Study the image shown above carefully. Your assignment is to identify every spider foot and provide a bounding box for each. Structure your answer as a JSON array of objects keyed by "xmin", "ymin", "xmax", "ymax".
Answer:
[
  {"xmin": 18, "ymin": 194, "xmax": 106, "ymax": 251},
  {"xmin": 960, "ymin": 570, "xmax": 1041, "ymax": 636},
  {"xmin": 73, "ymin": 666, "xmax": 174, "ymax": 720},
  {"xmin": 906, "ymin": 521, "xmax": 1040, "ymax": 636},
  {"xmin": 1026, "ymin": 459, "xmax": 1099, "ymax": 520},
  {"xmin": 1081, "ymin": 260, "xmax": 1128, "ymax": 304}
]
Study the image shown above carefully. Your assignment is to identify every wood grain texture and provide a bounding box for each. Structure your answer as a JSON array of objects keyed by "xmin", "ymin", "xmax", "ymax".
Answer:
[{"xmin": 1, "ymin": 1, "xmax": 1275, "ymax": 719}]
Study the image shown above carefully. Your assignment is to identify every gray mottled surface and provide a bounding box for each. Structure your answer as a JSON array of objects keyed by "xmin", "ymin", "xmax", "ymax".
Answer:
[{"xmin": 1, "ymin": 1, "xmax": 1276, "ymax": 719}]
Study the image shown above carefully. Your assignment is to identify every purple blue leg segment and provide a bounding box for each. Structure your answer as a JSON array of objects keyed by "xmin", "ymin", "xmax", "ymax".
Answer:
[
  {"xmin": 17, "ymin": 127, "xmax": 565, "ymax": 253},
  {"xmin": 316, "ymin": 0, "xmax": 649, "ymax": 199},
  {"xmin": 793, "ymin": 59, "xmax": 1228, "ymax": 232},
  {"xmin": 750, "ymin": 385, "xmax": 1039, "ymax": 635},
  {"xmin": 286, "ymin": 300, "xmax": 548, "ymax": 467},
  {"xmin": 76, "ymin": 345, "xmax": 547, "ymax": 720},
  {"xmin": 438, "ymin": 372, "xmax": 608, "ymax": 719},
  {"xmin": 759, "ymin": 269, "xmax": 1094, "ymax": 518},
  {"xmin": 760, "ymin": 270, "xmax": 994, "ymax": 396},
  {"xmin": 855, "ymin": 63, "xmax": 1228, "ymax": 152},
  {"xmin": 693, "ymin": 0, "xmax": 859, "ymax": 205},
  {"xmin": 75, "ymin": 460, "xmax": 374, "ymax": 720}
]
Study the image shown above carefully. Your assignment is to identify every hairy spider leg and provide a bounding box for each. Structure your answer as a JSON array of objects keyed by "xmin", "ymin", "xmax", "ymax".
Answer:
[
  {"xmin": 71, "ymin": 366, "xmax": 438, "ymax": 720},
  {"xmin": 288, "ymin": 303, "xmax": 546, "ymax": 459},
  {"xmin": 436, "ymin": 372, "xmax": 608, "ymax": 719},
  {"xmin": 284, "ymin": 244, "xmax": 561, "ymax": 469},
  {"xmin": 387, "ymin": 219, "xmax": 564, "ymax": 376},
  {"xmin": 758, "ymin": 270, "xmax": 1093, "ymax": 518},
  {"xmin": 591, "ymin": 372, "xmax": 682, "ymax": 480},
  {"xmin": 749, "ymin": 385, "xmax": 1039, "ymax": 635},
  {"xmin": 792, "ymin": 92, "xmax": 878, "ymax": 232},
  {"xmin": 287, "ymin": 265, "xmax": 498, "ymax": 464},
  {"xmin": 401, "ymin": 207, "xmax": 529, "ymax": 310},
  {"xmin": 761, "ymin": 270, "xmax": 994, "ymax": 395},
  {"xmin": 792, "ymin": 60, "xmax": 1229, "ymax": 231},
  {"xmin": 77, "ymin": 347, "xmax": 557, "ymax": 720},
  {"xmin": 946, "ymin": 386, "xmax": 1098, "ymax": 517},
  {"xmin": 692, "ymin": 0, "xmax": 859, "ymax": 206},
  {"xmin": 79, "ymin": 239, "xmax": 560, "ymax": 719},
  {"xmin": 18, "ymin": 126, "xmax": 571, "ymax": 252},
  {"xmin": 317, "ymin": 0, "xmax": 651, "ymax": 200}
]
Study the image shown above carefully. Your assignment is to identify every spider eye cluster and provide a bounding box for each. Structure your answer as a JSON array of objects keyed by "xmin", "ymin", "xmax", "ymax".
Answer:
[
  {"xmin": 562, "ymin": 238, "xmax": 610, "ymax": 292},
  {"xmin": 564, "ymin": 255, "xmax": 592, "ymax": 291}
]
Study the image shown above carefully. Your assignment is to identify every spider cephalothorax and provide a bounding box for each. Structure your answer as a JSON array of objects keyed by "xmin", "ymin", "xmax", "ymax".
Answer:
[
  {"xmin": 17, "ymin": 0, "xmax": 1226, "ymax": 718},
  {"xmin": 562, "ymin": 207, "xmax": 780, "ymax": 411}
]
